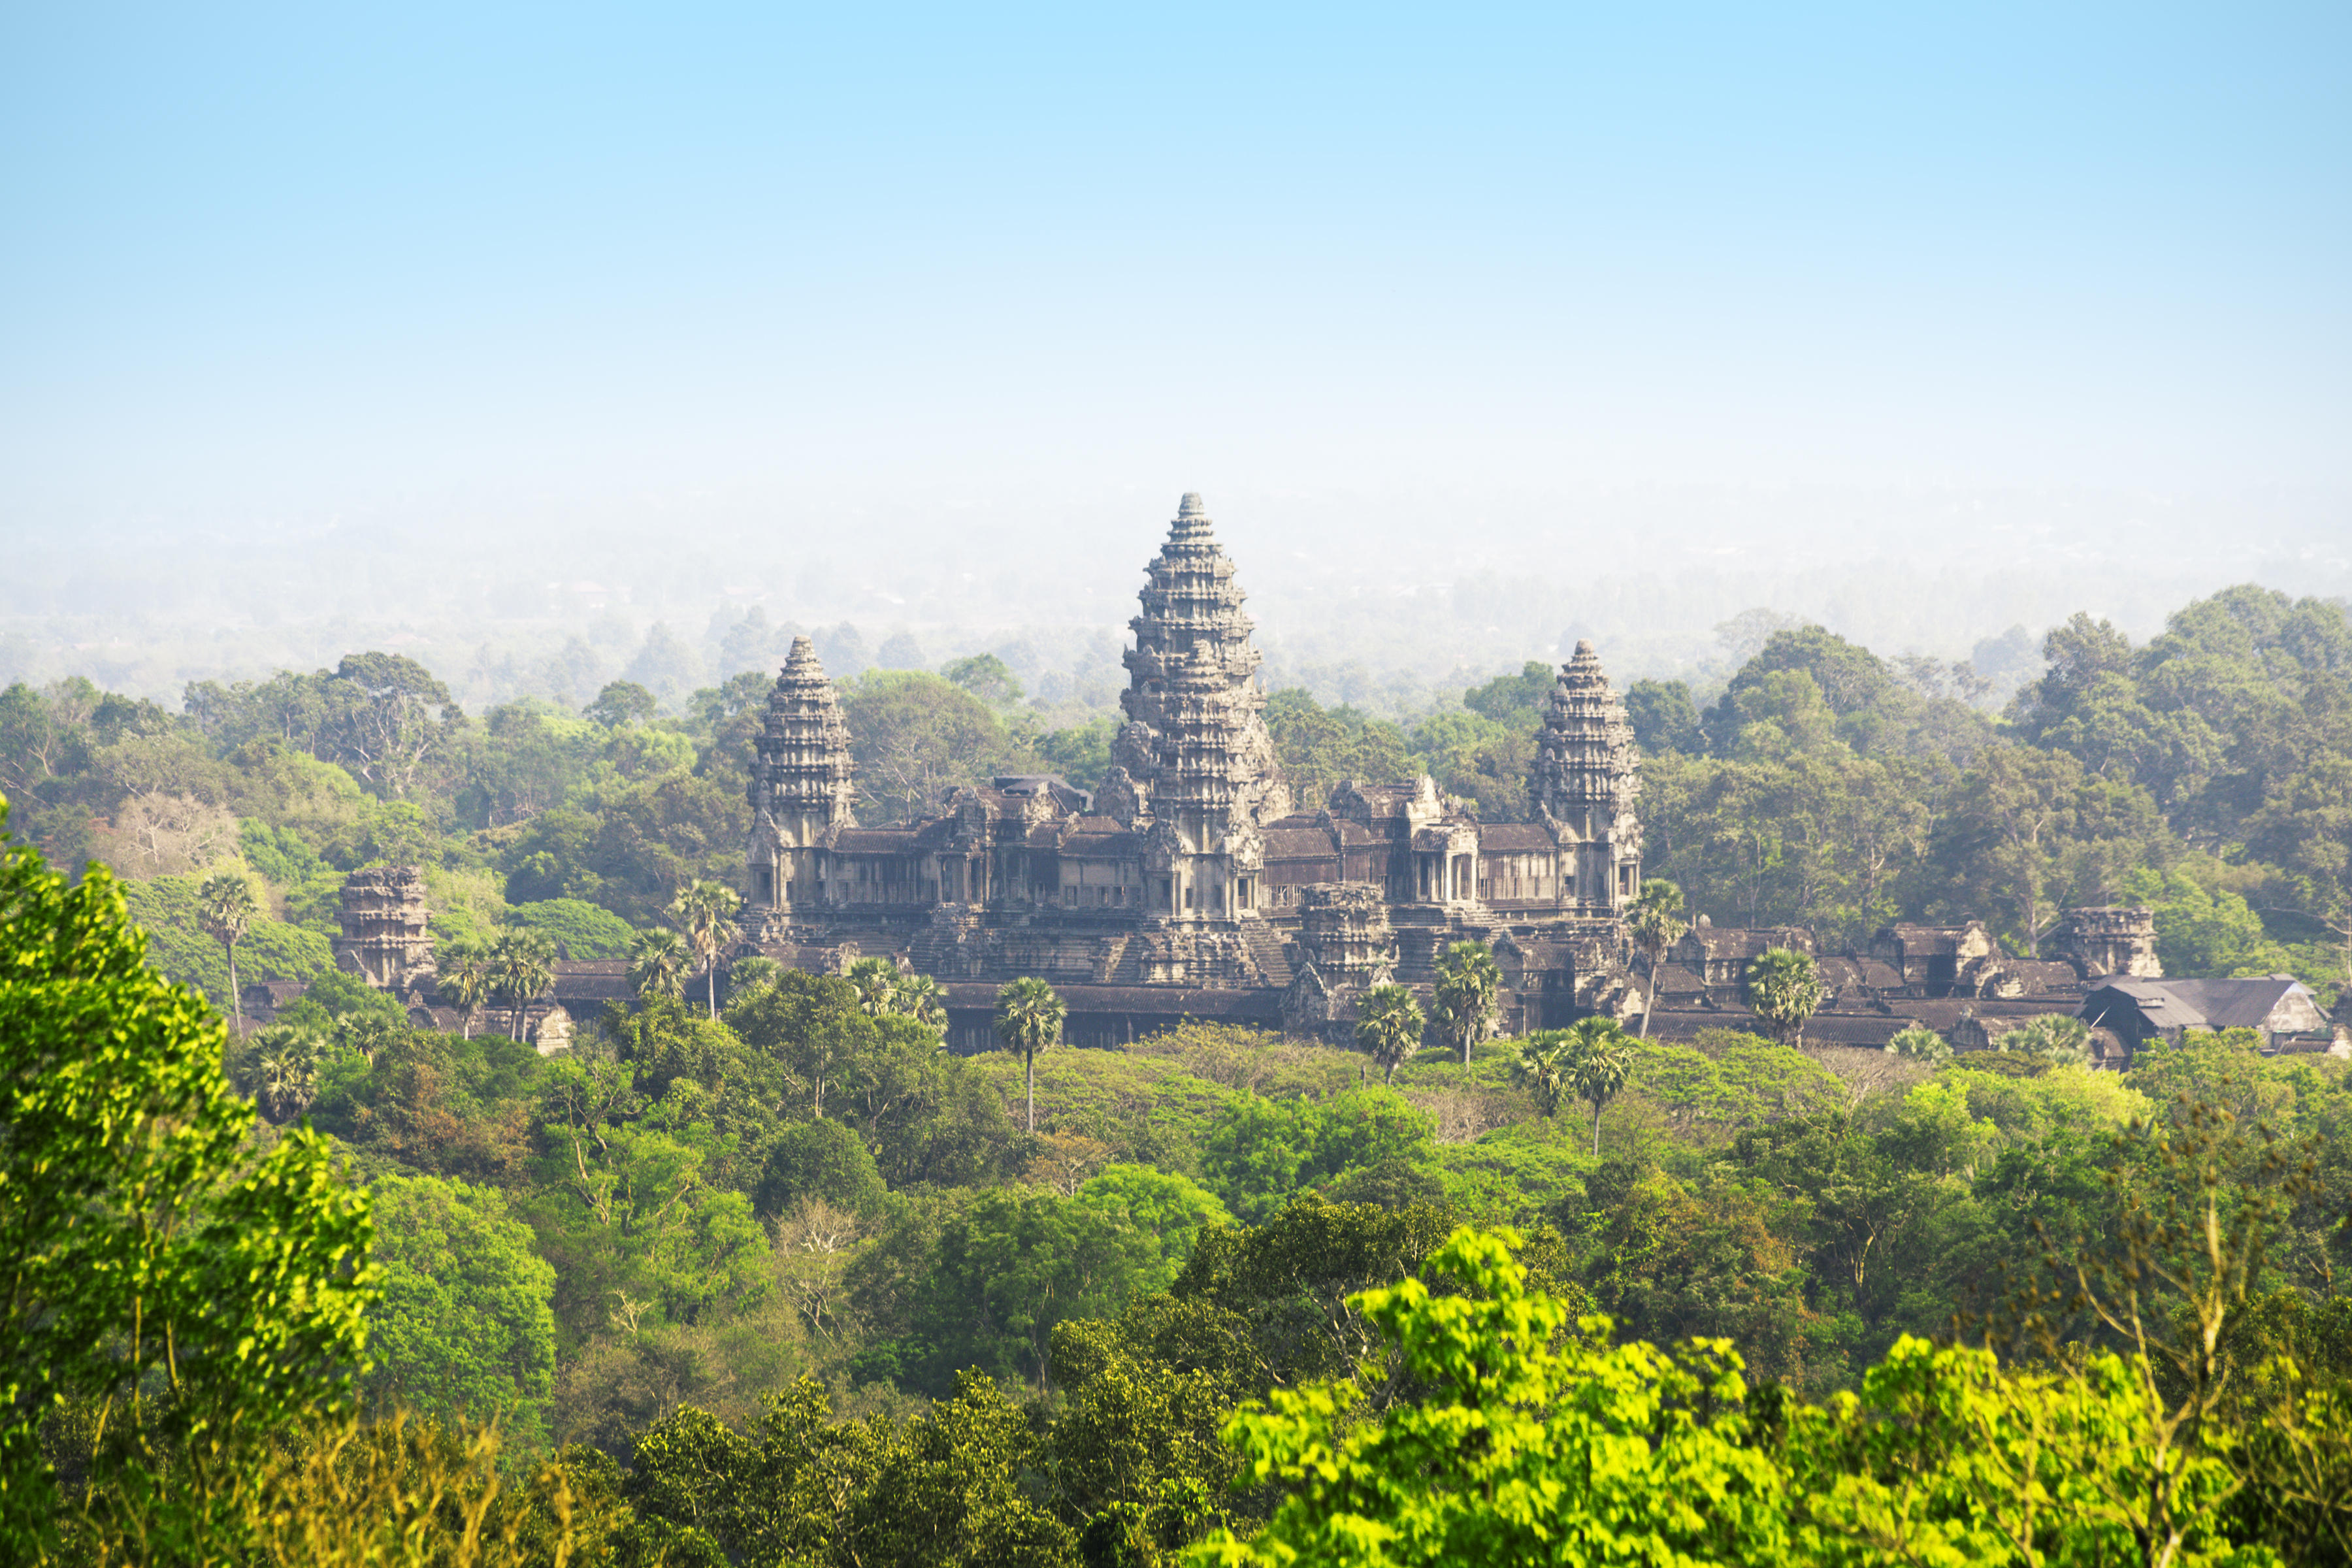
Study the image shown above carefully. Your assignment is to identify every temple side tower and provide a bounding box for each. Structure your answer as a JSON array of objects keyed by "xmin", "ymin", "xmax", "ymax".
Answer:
[
  {"xmin": 746, "ymin": 636, "xmax": 857, "ymax": 919},
  {"xmin": 1101, "ymin": 492, "xmax": 1290, "ymax": 922},
  {"xmin": 1528, "ymin": 640, "xmax": 1643, "ymax": 915},
  {"xmin": 335, "ymin": 864, "xmax": 434, "ymax": 988},
  {"xmin": 2055, "ymin": 906, "xmax": 2163, "ymax": 979}
]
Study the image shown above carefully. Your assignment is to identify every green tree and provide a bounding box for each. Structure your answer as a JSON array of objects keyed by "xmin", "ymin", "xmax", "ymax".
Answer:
[
  {"xmin": 119, "ymin": 874, "xmax": 336, "ymax": 1014},
  {"xmin": 629, "ymin": 926, "xmax": 691, "ymax": 1004},
  {"xmin": 435, "ymin": 938, "xmax": 493, "ymax": 1039},
  {"xmin": 490, "ymin": 927, "xmax": 558, "ymax": 1038},
  {"xmin": 1508, "ymin": 1032, "xmax": 1571, "ymax": 1122},
  {"xmin": 196, "ymin": 868, "xmax": 259, "ymax": 1038},
  {"xmin": 847, "ymin": 955, "xmax": 900, "ymax": 1019},
  {"xmin": 1462, "ymin": 661, "xmax": 1556, "ymax": 726},
  {"xmin": 0, "ymin": 819, "xmax": 375, "ymax": 1552},
  {"xmin": 942, "ymin": 653, "xmax": 1024, "ymax": 706},
  {"xmin": 1197, "ymin": 1091, "xmax": 1436, "ymax": 1226},
  {"xmin": 2005, "ymin": 1013, "xmax": 2094, "ymax": 1064},
  {"xmin": 325, "ymin": 651, "xmax": 461, "ymax": 799},
  {"xmin": 996, "ymin": 976, "xmax": 1067, "ymax": 1134},
  {"xmin": 1937, "ymin": 742, "xmax": 2166, "ymax": 957},
  {"xmin": 585, "ymin": 679, "xmax": 659, "ymax": 727},
  {"xmin": 1355, "ymin": 985, "xmax": 1426, "ymax": 1086},
  {"xmin": 525, "ymin": 1058, "xmax": 768, "ymax": 1348},
  {"xmin": 1264, "ymin": 689, "xmax": 1420, "ymax": 813},
  {"xmin": 897, "ymin": 1188, "xmax": 1162, "ymax": 1391},
  {"xmin": 727, "ymin": 954, "xmax": 783, "ymax": 1000},
  {"xmin": 504, "ymin": 896, "xmax": 639, "ymax": 960},
  {"xmin": 1073, "ymin": 1164, "xmax": 1233, "ymax": 1295},
  {"xmin": 2125, "ymin": 866, "xmax": 2296, "ymax": 979},
  {"xmin": 894, "ymin": 972, "xmax": 949, "ymax": 1035},
  {"xmin": 365, "ymin": 1173, "xmax": 557, "ymax": 1445},
  {"xmin": 1885, "ymin": 1023, "xmax": 1952, "ymax": 1064},
  {"xmin": 755, "ymin": 1118, "xmax": 888, "ymax": 1221},
  {"xmin": 1624, "ymin": 679, "xmax": 1703, "ymax": 755},
  {"xmin": 1744, "ymin": 946, "xmax": 1823, "ymax": 1049},
  {"xmin": 671, "ymin": 877, "xmax": 742, "ymax": 1017},
  {"xmin": 1561, "ymin": 1016, "xmax": 1635, "ymax": 1155},
  {"xmin": 1431, "ymin": 941, "xmax": 1500, "ymax": 1067},
  {"xmin": 239, "ymin": 1022, "xmax": 323, "ymax": 1124},
  {"xmin": 1625, "ymin": 877, "xmax": 1688, "ymax": 1040},
  {"xmin": 1192, "ymin": 1226, "xmax": 1787, "ymax": 1567},
  {"xmin": 840, "ymin": 672, "xmax": 1022, "ymax": 823}
]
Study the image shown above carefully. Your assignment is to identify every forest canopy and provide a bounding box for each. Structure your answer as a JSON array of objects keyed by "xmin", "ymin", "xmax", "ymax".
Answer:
[{"xmin": 16, "ymin": 581, "xmax": 2345, "ymax": 1009}]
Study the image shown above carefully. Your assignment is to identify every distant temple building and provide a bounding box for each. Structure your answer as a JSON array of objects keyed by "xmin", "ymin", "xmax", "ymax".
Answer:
[
  {"xmin": 740, "ymin": 493, "xmax": 1648, "ymax": 1049},
  {"xmin": 240, "ymin": 496, "xmax": 2329, "ymax": 1073}
]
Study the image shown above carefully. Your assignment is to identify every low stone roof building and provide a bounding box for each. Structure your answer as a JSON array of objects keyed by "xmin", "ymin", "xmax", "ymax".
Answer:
[{"xmin": 2081, "ymin": 976, "xmax": 2330, "ymax": 1051}]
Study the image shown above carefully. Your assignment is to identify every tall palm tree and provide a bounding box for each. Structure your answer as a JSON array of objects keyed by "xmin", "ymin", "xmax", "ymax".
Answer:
[
  {"xmin": 1625, "ymin": 878, "xmax": 1688, "ymax": 1041},
  {"xmin": 894, "ymin": 973, "xmax": 948, "ymax": 1036},
  {"xmin": 1744, "ymin": 947, "xmax": 1824, "ymax": 1049},
  {"xmin": 629, "ymin": 926, "xmax": 691, "ymax": 1004},
  {"xmin": 436, "ymin": 938, "xmax": 492, "ymax": 1039},
  {"xmin": 1355, "ymin": 983, "xmax": 1427, "ymax": 1085},
  {"xmin": 197, "ymin": 871, "xmax": 259, "ymax": 1038},
  {"xmin": 491, "ymin": 928, "xmax": 559, "ymax": 1040},
  {"xmin": 994, "ymin": 976, "xmax": 1066, "ymax": 1134},
  {"xmin": 1432, "ymin": 941, "xmax": 1501, "ymax": 1066},
  {"xmin": 1508, "ymin": 1030, "xmax": 1573, "ymax": 1122},
  {"xmin": 847, "ymin": 956, "xmax": 900, "ymax": 1019},
  {"xmin": 670, "ymin": 879, "xmax": 743, "ymax": 1019},
  {"xmin": 1560, "ymin": 1016, "xmax": 1635, "ymax": 1156}
]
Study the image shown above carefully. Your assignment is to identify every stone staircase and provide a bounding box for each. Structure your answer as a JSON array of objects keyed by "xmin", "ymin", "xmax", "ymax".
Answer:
[{"xmin": 1240, "ymin": 920, "xmax": 1294, "ymax": 987}]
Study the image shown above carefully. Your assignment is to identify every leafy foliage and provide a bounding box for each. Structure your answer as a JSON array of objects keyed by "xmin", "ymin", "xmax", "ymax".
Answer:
[{"xmin": 0, "ymin": 809, "xmax": 375, "ymax": 1552}]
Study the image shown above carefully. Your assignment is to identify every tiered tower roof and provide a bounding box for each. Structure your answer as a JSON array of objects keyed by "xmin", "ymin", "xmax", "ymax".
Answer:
[
  {"xmin": 1529, "ymin": 640, "xmax": 1641, "ymax": 825},
  {"xmin": 749, "ymin": 636, "xmax": 857, "ymax": 828},
  {"xmin": 1114, "ymin": 493, "xmax": 1289, "ymax": 825}
]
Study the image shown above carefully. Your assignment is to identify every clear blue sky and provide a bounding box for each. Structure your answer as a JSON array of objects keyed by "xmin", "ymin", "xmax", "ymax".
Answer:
[{"xmin": 2, "ymin": 3, "xmax": 2345, "ymax": 535}]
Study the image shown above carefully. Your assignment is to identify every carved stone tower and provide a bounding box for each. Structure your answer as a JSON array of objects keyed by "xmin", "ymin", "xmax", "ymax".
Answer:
[
  {"xmin": 1294, "ymin": 883, "xmax": 1397, "ymax": 985},
  {"xmin": 2055, "ymin": 906, "xmax": 2163, "ymax": 979},
  {"xmin": 746, "ymin": 636, "xmax": 857, "ymax": 918},
  {"xmin": 1101, "ymin": 493, "xmax": 1290, "ymax": 923},
  {"xmin": 1527, "ymin": 640, "xmax": 1643, "ymax": 915},
  {"xmin": 335, "ymin": 864, "xmax": 434, "ymax": 988}
]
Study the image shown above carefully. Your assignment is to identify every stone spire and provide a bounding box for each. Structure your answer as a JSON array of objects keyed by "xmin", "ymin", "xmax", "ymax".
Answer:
[
  {"xmin": 746, "ymin": 637, "xmax": 856, "ymax": 911},
  {"xmin": 750, "ymin": 637, "xmax": 857, "ymax": 825},
  {"xmin": 1528, "ymin": 640, "xmax": 1644, "ymax": 913},
  {"xmin": 1103, "ymin": 493, "xmax": 1289, "ymax": 919},
  {"xmin": 1110, "ymin": 494, "xmax": 1288, "ymax": 825}
]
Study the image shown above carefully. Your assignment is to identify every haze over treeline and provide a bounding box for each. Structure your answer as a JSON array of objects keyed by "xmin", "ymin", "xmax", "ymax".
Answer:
[{"xmin": 7, "ymin": 482, "xmax": 2344, "ymax": 721}]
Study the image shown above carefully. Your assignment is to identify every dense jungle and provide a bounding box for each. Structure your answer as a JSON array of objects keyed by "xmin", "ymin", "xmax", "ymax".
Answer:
[{"xmin": 7, "ymin": 581, "xmax": 2352, "ymax": 1565}]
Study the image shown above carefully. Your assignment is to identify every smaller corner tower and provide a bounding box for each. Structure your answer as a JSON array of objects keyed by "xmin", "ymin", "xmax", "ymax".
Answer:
[
  {"xmin": 1528, "ymin": 640, "xmax": 1644, "ymax": 915},
  {"xmin": 746, "ymin": 636, "xmax": 857, "ymax": 919}
]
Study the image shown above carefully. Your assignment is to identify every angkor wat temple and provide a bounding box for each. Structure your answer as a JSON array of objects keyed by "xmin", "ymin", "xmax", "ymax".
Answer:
[
  {"xmin": 241, "ymin": 491, "xmax": 2330, "ymax": 1066},
  {"xmin": 740, "ymin": 493, "xmax": 1648, "ymax": 1051}
]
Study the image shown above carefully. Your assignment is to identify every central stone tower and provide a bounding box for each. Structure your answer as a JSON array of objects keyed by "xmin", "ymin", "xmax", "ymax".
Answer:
[
  {"xmin": 745, "ymin": 636, "xmax": 858, "ymax": 921},
  {"xmin": 1100, "ymin": 493, "xmax": 1291, "ymax": 923},
  {"xmin": 1527, "ymin": 639, "xmax": 1644, "ymax": 915}
]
